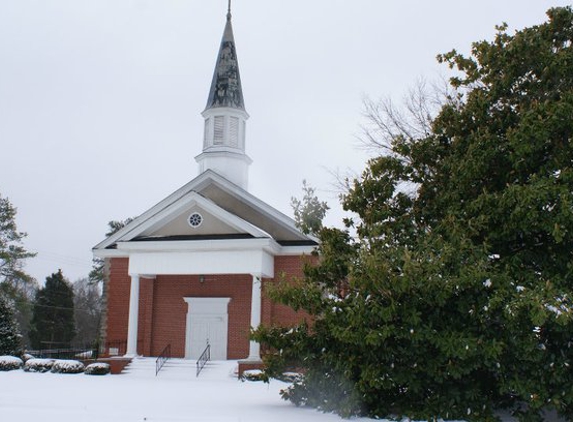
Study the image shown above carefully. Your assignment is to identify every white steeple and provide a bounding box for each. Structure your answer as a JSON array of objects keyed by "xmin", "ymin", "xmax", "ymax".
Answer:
[{"xmin": 195, "ymin": 2, "xmax": 252, "ymax": 190}]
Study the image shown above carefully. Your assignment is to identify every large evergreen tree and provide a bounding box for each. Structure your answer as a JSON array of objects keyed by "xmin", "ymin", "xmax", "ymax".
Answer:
[
  {"xmin": 0, "ymin": 192, "xmax": 37, "ymax": 348},
  {"xmin": 0, "ymin": 193, "xmax": 35, "ymax": 283},
  {"xmin": 29, "ymin": 270, "xmax": 76, "ymax": 350},
  {"xmin": 254, "ymin": 7, "xmax": 573, "ymax": 421},
  {"xmin": 0, "ymin": 295, "xmax": 21, "ymax": 355}
]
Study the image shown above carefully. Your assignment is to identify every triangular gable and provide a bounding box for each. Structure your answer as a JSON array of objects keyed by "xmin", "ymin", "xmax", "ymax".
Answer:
[
  {"xmin": 93, "ymin": 170, "xmax": 314, "ymax": 250},
  {"xmin": 192, "ymin": 171, "xmax": 317, "ymax": 243},
  {"xmin": 94, "ymin": 188, "xmax": 270, "ymax": 250}
]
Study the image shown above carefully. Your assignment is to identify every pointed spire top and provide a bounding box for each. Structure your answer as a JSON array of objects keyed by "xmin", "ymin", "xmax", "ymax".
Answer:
[{"xmin": 205, "ymin": 1, "xmax": 245, "ymax": 111}]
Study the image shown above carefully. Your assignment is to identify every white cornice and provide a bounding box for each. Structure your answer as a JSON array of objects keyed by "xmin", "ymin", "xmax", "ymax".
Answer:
[
  {"xmin": 201, "ymin": 106, "xmax": 249, "ymax": 120},
  {"xmin": 93, "ymin": 238, "xmax": 315, "ymax": 259},
  {"xmin": 117, "ymin": 237, "xmax": 281, "ymax": 254},
  {"xmin": 195, "ymin": 150, "xmax": 253, "ymax": 164},
  {"xmin": 92, "ymin": 249, "xmax": 129, "ymax": 259},
  {"xmin": 277, "ymin": 245, "xmax": 317, "ymax": 256}
]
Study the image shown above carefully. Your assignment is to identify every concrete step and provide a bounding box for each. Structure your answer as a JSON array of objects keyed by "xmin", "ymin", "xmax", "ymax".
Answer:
[{"xmin": 121, "ymin": 357, "xmax": 238, "ymax": 380}]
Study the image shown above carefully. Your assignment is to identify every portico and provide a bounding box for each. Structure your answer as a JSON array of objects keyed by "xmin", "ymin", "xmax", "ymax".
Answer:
[{"xmin": 121, "ymin": 238, "xmax": 275, "ymax": 359}]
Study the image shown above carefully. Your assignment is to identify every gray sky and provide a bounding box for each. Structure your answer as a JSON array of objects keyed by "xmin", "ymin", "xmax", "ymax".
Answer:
[{"xmin": 0, "ymin": 0, "xmax": 568, "ymax": 284}]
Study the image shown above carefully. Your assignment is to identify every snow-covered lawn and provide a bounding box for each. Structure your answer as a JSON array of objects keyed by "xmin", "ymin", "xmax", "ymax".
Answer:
[
  {"xmin": 1, "ymin": 357, "xmax": 563, "ymax": 422},
  {"xmin": 0, "ymin": 358, "xmax": 371, "ymax": 422}
]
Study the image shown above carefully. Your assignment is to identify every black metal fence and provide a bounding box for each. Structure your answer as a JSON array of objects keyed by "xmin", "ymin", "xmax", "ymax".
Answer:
[
  {"xmin": 27, "ymin": 345, "xmax": 99, "ymax": 360},
  {"xmin": 29, "ymin": 339, "xmax": 148, "ymax": 360}
]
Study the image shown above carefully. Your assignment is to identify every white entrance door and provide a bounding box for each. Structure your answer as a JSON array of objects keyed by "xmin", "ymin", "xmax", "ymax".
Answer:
[{"xmin": 183, "ymin": 297, "xmax": 230, "ymax": 361}]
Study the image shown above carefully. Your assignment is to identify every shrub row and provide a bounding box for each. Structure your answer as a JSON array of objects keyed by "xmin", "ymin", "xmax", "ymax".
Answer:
[{"xmin": 0, "ymin": 355, "xmax": 110, "ymax": 375}]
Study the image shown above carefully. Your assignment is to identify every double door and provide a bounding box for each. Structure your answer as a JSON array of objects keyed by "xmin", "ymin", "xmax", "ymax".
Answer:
[{"xmin": 184, "ymin": 297, "xmax": 230, "ymax": 361}]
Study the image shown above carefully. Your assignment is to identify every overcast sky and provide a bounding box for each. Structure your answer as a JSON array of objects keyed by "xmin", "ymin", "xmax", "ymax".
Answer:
[{"xmin": 0, "ymin": 0, "xmax": 569, "ymax": 284}]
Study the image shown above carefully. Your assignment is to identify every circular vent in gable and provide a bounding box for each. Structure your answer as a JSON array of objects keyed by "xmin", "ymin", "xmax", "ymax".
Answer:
[{"xmin": 188, "ymin": 212, "xmax": 203, "ymax": 228}]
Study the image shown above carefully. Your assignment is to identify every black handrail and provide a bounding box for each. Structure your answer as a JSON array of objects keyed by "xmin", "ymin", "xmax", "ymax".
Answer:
[
  {"xmin": 155, "ymin": 344, "xmax": 171, "ymax": 376},
  {"xmin": 196, "ymin": 343, "xmax": 210, "ymax": 377}
]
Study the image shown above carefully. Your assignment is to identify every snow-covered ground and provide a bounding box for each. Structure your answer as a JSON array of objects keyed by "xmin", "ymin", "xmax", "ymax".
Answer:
[
  {"xmin": 0, "ymin": 357, "xmax": 371, "ymax": 422},
  {"xmin": 0, "ymin": 357, "xmax": 564, "ymax": 422}
]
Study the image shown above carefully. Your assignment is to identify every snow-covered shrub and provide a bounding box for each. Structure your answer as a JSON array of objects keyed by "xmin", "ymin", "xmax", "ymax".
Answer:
[
  {"xmin": 51, "ymin": 359, "xmax": 84, "ymax": 374},
  {"xmin": 84, "ymin": 362, "xmax": 110, "ymax": 375},
  {"xmin": 75, "ymin": 350, "xmax": 95, "ymax": 359},
  {"xmin": 241, "ymin": 369, "xmax": 265, "ymax": 382},
  {"xmin": 21, "ymin": 353, "xmax": 34, "ymax": 362},
  {"xmin": 24, "ymin": 358, "xmax": 55, "ymax": 373},
  {"xmin": 0, "ymin": 355, "xmax": 23, "ymax": 371},
  {"xmin": 279, "ymin": 372, "xmax": 302, "ymax": 383}
]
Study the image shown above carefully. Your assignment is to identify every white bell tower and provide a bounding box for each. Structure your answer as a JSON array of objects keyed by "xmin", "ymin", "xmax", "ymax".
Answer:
[{"xmin": 195, "ymin": 2, "xmax": 252, "ymax": 190}]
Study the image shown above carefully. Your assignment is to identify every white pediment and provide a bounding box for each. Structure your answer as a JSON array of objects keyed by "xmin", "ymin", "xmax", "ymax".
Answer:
[
  {"xmin": 141, "ymin": 205, "xmax": 238, "ymax": 238},
  {"xmin": 93, "ymin": 170, "xmax": 317, "ymax": 252}
]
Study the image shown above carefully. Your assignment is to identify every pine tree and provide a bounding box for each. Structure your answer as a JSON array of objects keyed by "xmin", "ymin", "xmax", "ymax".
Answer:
[
  {"xmin": 290, "ymin": 180, "xmax": 329, "ymax": 236},
  {"xmin": 89, "ymin": 218, "xmax": 133, "ymax": 284},
  {"xmin": 254, "ymin": 7, "xmax": 573, "ymax": 421},
  {"xmin": 29, "ymin": 270, "xmax": 76, "ymax": 350},
  {"xmin": 0, "ymin": 295, "xmax": 21, "ymax": 355},
  {"xmin": 0, "ymin": 193, "xmax": 37, "ymax": 347},
  {"xmin": 0, "ymin": 193, "xmax": 35, "ymax": 283}
]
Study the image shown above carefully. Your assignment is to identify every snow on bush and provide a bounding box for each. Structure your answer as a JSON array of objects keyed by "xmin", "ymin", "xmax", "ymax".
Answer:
[
  {"xmin": 241, "ymin": 369, "xmax": 265, "ymax": 382},
  {"xmin": 279, "ymin": 372, "xmax": 302, "ymax": 383},
  {"xmin": 84, "ymin": 362, "xmax": 111, "ymax": 375},
  {"xmin": 24, "ymin": 358, "xmax": 55, "ymax": 373},
  {"xmin": 21, "ymin": 353, "xmax": 35, "ymax": 362},
  {"xmin": 241, "ymin": 369, "xmax": 301, "ymax": 382},
  {"xmin": 51, "ymin": 359, "xmax": 85, "ymax": 374},
  {"xmin": 75, "ymin": 350, "xmax": 95, "ymax": 359},
  {"xmin": 0, "ymin": 355, "xmax": 23, "ymax": 371}
]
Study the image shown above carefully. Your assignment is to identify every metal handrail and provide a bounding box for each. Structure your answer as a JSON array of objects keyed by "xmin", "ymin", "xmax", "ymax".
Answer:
[
  {"xmin": 155, "ymin": 344, "xmax": 171, "ymax": 376},
  {"xmin": 196, "ymin": 343, "xmax": 210, "ymax": 377}
]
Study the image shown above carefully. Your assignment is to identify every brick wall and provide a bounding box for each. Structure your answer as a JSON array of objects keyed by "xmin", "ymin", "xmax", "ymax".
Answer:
[
  {"xmin": 105, "ymin": 253, "xmax": 313, "ymax": 359},
  {"xmin": 105, "ymin": 258, "xmax": 130, "ymax": 347},
  {"xmin": 263, "ymin": 255, "xmax": 314, "ymax": 328},
  {"xmin": 148, "ymin": 274, "xmax": 252, "ymax": 359}
]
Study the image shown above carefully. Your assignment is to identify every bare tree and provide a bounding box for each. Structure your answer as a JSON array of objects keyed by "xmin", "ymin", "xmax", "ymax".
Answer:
[
  {"xmin": 72, "ymin": 277, "xmax": 102, "ymax": 347},
  {"xmin": 358, "ymin": 76, "xmax": 458, "ymax": 157}
]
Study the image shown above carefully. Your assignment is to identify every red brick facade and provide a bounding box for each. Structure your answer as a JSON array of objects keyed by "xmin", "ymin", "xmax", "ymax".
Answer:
[{"xmin": 104, "ymin": 254, "xmax": 312, "ymax": 359}]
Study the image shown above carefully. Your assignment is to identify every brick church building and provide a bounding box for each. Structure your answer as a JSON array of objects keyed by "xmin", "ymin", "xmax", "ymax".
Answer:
[{"xmin": 92, "ymin": 5, "xmax": 317, "ymax": 364}]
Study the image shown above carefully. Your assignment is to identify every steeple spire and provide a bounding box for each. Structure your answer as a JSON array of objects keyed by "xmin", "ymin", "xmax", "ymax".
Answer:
[
  {"xmin": 205, "ymin": 1, "xmax": 245, "ymax": 111},
  {"xmin": 196, "ymin": 3, "xmax": 252, "ymax": 190}
]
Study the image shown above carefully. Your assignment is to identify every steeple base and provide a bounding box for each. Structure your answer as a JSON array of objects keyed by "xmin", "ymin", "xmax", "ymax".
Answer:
[{"xmin": 195, "ymin": 150, "xmax": 252, "ymax": 190}]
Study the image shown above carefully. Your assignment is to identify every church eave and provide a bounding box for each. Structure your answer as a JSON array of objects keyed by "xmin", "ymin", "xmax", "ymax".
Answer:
[{"xmin": 116, "ymin": 237, "xmax": 282, "ymax": 255}]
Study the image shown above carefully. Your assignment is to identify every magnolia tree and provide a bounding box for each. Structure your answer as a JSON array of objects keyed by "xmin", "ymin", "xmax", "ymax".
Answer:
[{"xmin": 254, "ymin": 7, "xmax": 573, "ymax": 421}]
